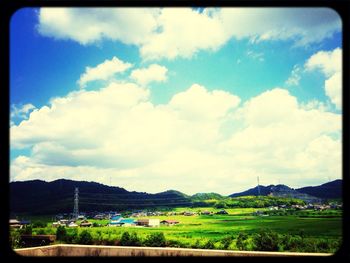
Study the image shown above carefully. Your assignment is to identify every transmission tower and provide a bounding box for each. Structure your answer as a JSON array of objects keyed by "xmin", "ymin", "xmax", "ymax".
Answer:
[
  {"xmin": 73, "ymin": 187, "xmax": 79, "ymax": 220},
  {"xmin": 257, "ymin": 176, "xmax": 261, "ymax": 196}
]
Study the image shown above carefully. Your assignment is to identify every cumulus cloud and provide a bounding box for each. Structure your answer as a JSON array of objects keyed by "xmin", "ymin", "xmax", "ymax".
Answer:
[
  {"xmin": 10, "ymin": 81, "xmax": 341, "ymax": 194},
  {"xmin": 78, "ymin": 56, "xmax": 132, "ymax": 88},
  {"xmin": 285, "ymin": 65, "xmax": 302, "ymax": 86},
  {"xmin": 10, "ymin": 103, "xmax": 36, "ymax": 126},
  {"xmin": 130, "ymin": 64, "xmax": 168, "ymax": 86},
  {"xmin": 37, "ymin": 8, "xmax": 160, "ymax": 45},
  {"xmin": 305, "ymin": 48, "xmax": 342, "ymax": 109},
  {"xmin": 37, "ymin": 8, "xmax": 341, "ymax": 60}
]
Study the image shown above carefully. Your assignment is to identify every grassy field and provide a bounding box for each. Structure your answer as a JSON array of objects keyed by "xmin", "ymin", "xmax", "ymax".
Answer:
[{"xmin": 25, "ymin": 207, "xmax": 342, "ymax": 252}]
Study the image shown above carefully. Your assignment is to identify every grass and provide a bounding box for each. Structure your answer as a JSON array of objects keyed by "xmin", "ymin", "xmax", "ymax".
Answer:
[{"xmin": 30, "ymin": 208, "xmax": 342, "ymax": 243}]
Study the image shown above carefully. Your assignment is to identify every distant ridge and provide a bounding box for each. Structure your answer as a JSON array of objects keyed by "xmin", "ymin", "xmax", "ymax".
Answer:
[
  {"xmin": 10, "ymin": 179, "xmax": 192, "ymax": 215},
  {"xmin": 229, "ymin": 180, "xmax": 342, "ymax": 201},
  {"xmin": 297, "ymin": 179, "xmax": 342, "ymax": 199},
  {"xmin": 10, "ymin": 179, "xmax": 342, "ymax": 215}
]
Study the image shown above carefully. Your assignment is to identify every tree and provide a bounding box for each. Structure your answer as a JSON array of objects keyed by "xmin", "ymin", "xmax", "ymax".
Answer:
[
  {"xmin": 253, "ymin": 229, "xmax": 279, "ymax": 251},
  {"xmin": 236, "ymin": 232, "xmax": 249, "ymax": 250},
  {"xmin": 144, "ymin": 232, "xmax": 166, "ymax": 247},
  {"xmin": 56, "ymin": 226, "xmax": 67, "ymax": 241},
  {"xmin": 120, "ymin": 232, "xmax": 131, "ymax": 246},
  {"xmin": 203, "ymin": 239, "xmax": 215, "ymax": 249},
  {"xmin": 79, "ymin": 230, "xmax": 93, "ymax": 245}
]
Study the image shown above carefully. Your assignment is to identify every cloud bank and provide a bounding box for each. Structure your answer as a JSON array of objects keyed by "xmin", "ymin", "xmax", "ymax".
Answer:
[
  {"xmin": 37, "ymin": 8, "xmax": 341, "ymax": 60},
  {"xmin": 10, "ymin": 80, "xmax": 341, "ymax": 194}
]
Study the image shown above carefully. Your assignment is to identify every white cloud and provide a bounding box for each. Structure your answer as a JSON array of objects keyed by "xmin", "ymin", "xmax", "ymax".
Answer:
[
  {"xmin": 139, "ymin": 8, "xmax": 228, "ymax": 60},
  {"xmin": 285, "ymin": 65, "xmax": 302, "ymax": 86},
  {"xmin": 246, "ymin": 50, "xmax": 264, "ymax": 62},
  {"xmin": 10, "ymin": 81, "xmax": 341, "ymax": 194},
  {"xmin": 78, "ymin": 56, "xmax": 132, "ymax": 88},
  {"xmin": 37, "ymin": 8, "xmax": 341, "ymax": 60},
  {"xmin": 37, "ymin": 8, "xmax": 160, "ymax": 45},
  {"xmin": 130, "ymin": 64, "xmax": 168, "ymax": 86},
  {"xmin": 10, "ymin": 104, "xmax": 36, "ymax": 125},
  {"xmin": 305, "ymin": 48, "xmax": 342, "ymax": 109}
]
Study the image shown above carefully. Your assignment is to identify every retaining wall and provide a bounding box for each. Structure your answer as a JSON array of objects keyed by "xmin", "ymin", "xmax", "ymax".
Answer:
[{"xmin": 15, "ymin": 244, "xmax": 332, "ymax": 257}]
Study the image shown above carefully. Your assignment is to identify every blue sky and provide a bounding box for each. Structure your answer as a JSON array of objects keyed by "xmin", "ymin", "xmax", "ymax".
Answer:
[{"xmin": 10, "ymin": 8, "xmax": 342, "ymax": 194}]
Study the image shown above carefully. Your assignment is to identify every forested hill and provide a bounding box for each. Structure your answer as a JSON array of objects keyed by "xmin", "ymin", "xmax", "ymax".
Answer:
[
  {"xmin": 296, "ymin": 179, "xmax": 342, "ymax": 199},
  {"xmin": 10, "ymin": 179, "xmax": 191, "ymax": 215},
  {"xmin": 229, "ymin": 180, "xmax": 342, "ymax": 200},
  {"xmin": 10, "ymin": 179, "xmax": 342, "ymax": 215}
]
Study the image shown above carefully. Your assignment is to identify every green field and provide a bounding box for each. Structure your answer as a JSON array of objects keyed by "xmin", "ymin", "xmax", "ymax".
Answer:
[{"xmin": 14, "ymin": 207, "xmax": 341, "ymax": 253}]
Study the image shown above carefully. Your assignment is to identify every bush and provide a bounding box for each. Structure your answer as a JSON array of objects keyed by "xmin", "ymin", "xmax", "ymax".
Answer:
[
  {"xmin": 10, "ymin": 229, "xmax": 21, "ymax": 249},
  {"xmin": 79, "ymin": 230, "xmax": 93, "ymax": 245},
  {"xmin": 221, "ymin": 235, "xmax": 234, "ymax": 249},
  {"xmin": 56, "ymin": 226, "xmax": 67, "ymax": 241},
  {"xmin": 19, "ymin": 225, "xmax": 32, "ymax": 235},
  {"xmin": 65, "ymin": 228, "xmax": 79, "ymax": 244},
  {"xmin": 144, "ymin": 232, "xmax": 166, "ymax": 247},
  {"xmin": 129, "ymin": 232, "xmax": 141, "ymax": 246},
  {"xmin": 203, "ymin": 239, "xmax": 215, "ymax": 249},
  {"xmin": 253, "ymin": 229, "xmax": 279, "ymax": 251},
  {"xmin": 120, "ymin": 232, "xmax": 131, "ymax": 246},
  {"xmin": 236, "ymin": 232, "xmax": 249, "ymax": 250},
  {"xmin": 32, "ymin": 221, "xmax": 47, "ymax": 228}
]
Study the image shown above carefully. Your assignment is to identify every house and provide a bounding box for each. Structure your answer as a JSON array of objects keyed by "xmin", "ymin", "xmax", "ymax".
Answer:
[
  {"xmin": 252, "ymin": 210, "xmax": 265, "ymax": 216},
  {"xmin": 216, "ymin": 210, "xmax": 228, "ymax": 215},
  {"xmin": 201, "ymin": 210, "xmax": 211, "ymax": 215},
  {"xmin": 77, "ymin": 215, "xmax": 86, "ymax": 220},
  {"xmin": 183, "ymin": 211, "xmax": 194, "ymax": 216},
  {"xmin": 9, "ymin": 219, "xmax": 21, "ymax": 229},
  {"xmin": 136, "ymin": 218, "xmax": 160, "ymax": 227},
  {"xmin": 59, "ymin": 219, "xmax": 69, "ymax": 226},
  {"xmin": 52, "ymin": 222, "xmax": 60, "ymax": 228},
  {"xmin": 80, "ymin": 220, "xmax": 93, "ymax": 227},
  {"xmin": 94, "ymin": 214, "xmax": 106, "ymax": 220},
  {"xmin": 112, "ymin": 218, "xmax": 136, "ymax": 227},
  {"xmin": 160, "ymin": 220, "xmax": 179, "ymax": 226},
  {"xmin": 68, "ymin": 222, "xmax": 78, "ymax": 228}
]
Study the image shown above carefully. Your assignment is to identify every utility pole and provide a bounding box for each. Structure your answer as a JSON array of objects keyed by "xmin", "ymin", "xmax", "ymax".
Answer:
[
  {"xmin": 257, "ymin": 176, "xmax": 261, "ymax": 196},
  {"xmin": 73, "ymin": 187, "xmax": 79, "ymax": 220}
]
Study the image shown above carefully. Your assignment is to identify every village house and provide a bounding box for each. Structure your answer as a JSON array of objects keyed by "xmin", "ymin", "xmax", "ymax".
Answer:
[
  {"xmin": 160, "ymin": 220, "xmax": 179, "ymax": 226},
  {"xmin": 216, "ymin": 210, "xmax": 228, "ymax": 215},
  {"xmin": 201, "ymin": 210, "xmax": 212, "ymax": 215},
  {"xmin": 136, "ymin": 218, "xmax": 160, "ymax": 227},
  {"xmin": 9, "ymin": 219, "xmax": 21, "ymax": 229},
  {"xmin": 79, "ymin": 220, "xmax": 93, "ymax": 227}
]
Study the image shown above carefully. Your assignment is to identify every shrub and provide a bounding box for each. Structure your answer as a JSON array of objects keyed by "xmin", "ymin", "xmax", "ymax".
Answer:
[
  {"xmin": 56, "ymin": 226, "xmax": 67, "ymax": 241},
  {"xmin": 10, "ymin": 229, "xmax": 21, "ymax": 249},
  {"xmin": 65, "ymin": 228, "xmax": 79, "ymax": 244},
  {"xmin": 20, "ymin": 225, "xmax": 32, "ymax": 235},
  {"xmin": 221, "ymin": 235, "xmax": 234, "ymax": 249},
  {"xmin": 129, "ymin": 232, "xmax": 141, "ymax": 246},
  {"xmin": 203, "ymin": 239, "xmax": 215, "ymax": 249},
  {"xmin": 236, "ymin": 232, "xmax": 249, "ymax": 250},
  {"xmin": 120, "ymin": 232, "xmax": 131, "ymax": 246},
  {"xmin": 32, "ymin": 221, "xmax": 47, "ymax": 228},
  {"xmin": 79, "ymin": 230, "xmax": 93, "ymax": 245},
  {"xmin": 144, "ymin": 232, "xmax": 166, "ymax": 247},
  {"xmin": 253, "ymin": 229, "xmax": 279, "ymax": 251}
]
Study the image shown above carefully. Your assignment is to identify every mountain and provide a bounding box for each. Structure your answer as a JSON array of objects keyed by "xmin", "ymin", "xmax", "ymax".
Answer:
[
  {"xmin": 297, "ymin": 179, "xmax": 342, "ymax": 199},
  {"xmin": 10, "ymin": 179, "xmax": 191, "ymax": 215},
  {"xmin": 229, "ymin": 180, "xmax": 342, "ymax": 201},
  {"xmin": 191, "ymin": 192, "xmax": 224, "ymax": 200}
]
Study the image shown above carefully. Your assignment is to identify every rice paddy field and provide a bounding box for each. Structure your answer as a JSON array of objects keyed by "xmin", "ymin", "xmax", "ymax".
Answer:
[{"xmin": 22, "ymin": 207, "xmax": 342, "ymax": 253}]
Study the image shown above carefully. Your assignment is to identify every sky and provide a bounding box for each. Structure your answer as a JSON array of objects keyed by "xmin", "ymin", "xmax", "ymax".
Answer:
[{"xmin": 10, "ymin": 7, "xmax": 342, "ymax": 195}]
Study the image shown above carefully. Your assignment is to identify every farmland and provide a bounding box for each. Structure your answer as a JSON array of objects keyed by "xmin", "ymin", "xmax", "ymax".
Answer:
[{"xmin": 12, "ymin": 207, "xmax": 342, "ymax": 253}]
